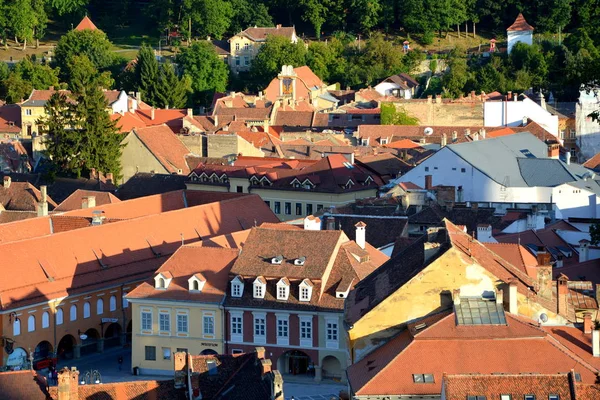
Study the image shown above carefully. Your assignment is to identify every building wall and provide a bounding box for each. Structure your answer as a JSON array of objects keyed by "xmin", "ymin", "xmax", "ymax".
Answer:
[
  {"xmin": 130, "ymin": 300, "xmax": 224, "ymax": 375},
  {"xmin": 110, "ymin": 92, "xmax": 129, "ymax": 115},
  {"xmin": 507, "ymin": 31, "xmax": 533, "ymax": 54},
  {"xmin": 484, "ymin": 98, "xmax": 559, "ymax": 136},
  {"xmin": 552, "ymin": 184, "xmax": 600, "ymax": 219},
  {"xmin": 1, "ymin": 284, "xmax": 133, "ymax": 369},
  {"xmin": 393, "ymin": 100, "xmax": 484, "ymax": 127},
  {"xmin": 206, "ymin": 134, "xmax": 264, "ymax": 158},
  {"xmin": 120, "ymin": 132, "xmax": 169, "ymax": 183},
  {"xmin": 21, "ymin": 106, "xmax": 47, "ymax": 138},
  {"xmin": 229, "ymin": 36, "xmax": 261, "ymax": 73},
  {"xmin": 225, "ymin": 308, "xmax": 347, "ymax": 381},
  {"xmin": 374, "ymin": 83, "xmax": 411, "ymax": 99},
  {"xmin": 178, "ymin": 135, "xmax": 203, "ymax": 156},
  {"xmin": 576, "ymin": 89, "xmax": 600, "ymax": 161}
]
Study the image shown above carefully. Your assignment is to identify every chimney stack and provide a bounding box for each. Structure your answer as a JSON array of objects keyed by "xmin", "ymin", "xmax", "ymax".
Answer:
[
  {"xmin": 82, "ymin": 196, "xmax": 96, "ymax": 209},
  {"xmin": 57, "ymin": 367, "xmax": 79, "ymax": 400},
  {"xmin": 174, "ymin": 351, "xmax": 188, "ymax": 389},
  {"xmin": 151, "ymin": 108, "xmax": 155, "ymax": 120},
  {"xmin": 566, "ymin": 151, "xmax": 571, "ymax": 165},
  {"xmin": 3, "ymin": 176, "xmax": 10, "ymax": 188},
  {"xmin": 508, "ymin": 280, "xmax": 518, "ymax": 314},
  {"xmin": 326, "ymin": 216, "xmax": 335, "ymax": 231},
  {"xmin": 303, "ymin": 216, "xmax": 321, "ymax": 231},
  {"xmin": 557, "ymin": 275, "xmax": 569, "ymax": 317},
  {"xmin": 355, "ymin": 221, "xmax": 366, "ymax": 250},
  {"xmin": 452, "ymin": 289, "xmax": 461, "ymax": 306},
  {"xmin": 536, "ymin": 246, "xmax": 551, "ymax": 266},
  {"xmin": 547, "ymin": 144, "xmax": 560, "ymax": 159},
  {"xmin": 425, "ymin": 175, "xmax": 432, "ymax": 190},
  {"xmin": 37, "ymin": 185, "xmax": 48, "ymax": 217},
  {"xmin": 593, "ymin": 329, "xmax": 600, "ymax": 357},
  {"xmin": 579, "ymin": 239, "xmax": 590, "ymax": 262},
  {"xmin": 584, "ymin": 312, "xmax": 593, "ymax": 334},
  {"xmin": 255, "ymin": 346, "xmax": 266, "ymax": 360},
  {"xmin": 441, "ymin": 133, "xmax": 447, "ymax": 147},
  {"xmin": 260, "ymin": 359, "xmax": 272, "ymax": 375},
  {"xmin": 91, "ymin": 210, "xmax": 104, "ymax": 226},
  {"xmin": 495, "ymin": 288, "xmax": 503, "ymax": 305},
  {"xmin": 187, "ymin": 108, "xmax": 193, "ymax": 118},
  {"xmin": 105, "ymin": 173, "xmax": 113, "ymax": 185}
]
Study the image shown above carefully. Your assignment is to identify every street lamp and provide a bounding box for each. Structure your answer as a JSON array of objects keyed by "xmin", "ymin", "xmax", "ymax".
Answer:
[{"xmin": 80, "ymin": 369, "xmax": 102, "ymax": 385}]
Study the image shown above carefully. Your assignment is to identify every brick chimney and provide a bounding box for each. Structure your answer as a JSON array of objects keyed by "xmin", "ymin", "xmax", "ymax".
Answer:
[
  {"xmin": 57, "ymin": 367, "xmax": 79, "ymax": 400},
  {"xmin": 105, "ymin": 173, "xmax": 113, "ymax": 185},
  {"xmin": 579, "ymin": 239, "xmax": 590, "ymax": 262},
  {"xmin": 495, "ymin": 288, "xmax": 503, "ymax": 304},
  {"xmin": 3, "ymin": 176, "xmax": 10, "ymax": 188},
  {"xmin": 584, "ymin": 312, "xmax": 593, "ymax": 334},
  {"xmin": 150, "ymin": 108, "xmax": 155, "ymax": 120},
  {"xmin": 557, "ymin": 275, "xmax": 569, "ymax": 317},
  {"xmin": 272, "ymin": 370, "xmax": 284, "ymax": 400},
  {"xmin": 508, "ymin": 279, "xmax": 518, "ymax": 314},
  {"xmin": 82, "ymin": 196, "xmax": 96, "ymax": 209},
  {"xmin": 260, "ymin": 359, "xmax": 272, "ymax": 375},
  {"xmin": 425, "ymin": 175, "xmax": 432, "ymax": 190},
  {"xmin": 355, "ymin": 221, "xmax": 366, "ymax": 250},
  {"xmin": 536, "ymin": 246, "xmax": 553, "ymax": 300},
  {"xmin": 37, "ymin": 185, "xmax": 48, "ymax": 217},
  {"xmin": 255, "ymin": 346, "xmax": 265, "ymax": 360},
  {"xmin": 174, "ymin": 351, "xmax": 188, "ymax": 389},
  {"xmin": 593, "ymin": 329, "xmax": 600, "ymax": 357},
  {"xmin": 326, "ymin": 216, "xmax": 335, "ymax": 231},
  {"xmin": 547, "ymin": 144, "xmax": 560, "ymax": 159}
]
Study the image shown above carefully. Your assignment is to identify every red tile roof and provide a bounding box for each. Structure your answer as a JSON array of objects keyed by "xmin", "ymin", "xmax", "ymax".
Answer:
[
  {"xmin": 75, "ymin": 16, "xmax": 98, "ymax": 31},
  {"xmin": 384, "ymin": 139, "xmax": 423, "ymax": 149},
  {"xmin": 236, "ymin": 26, "xmax": 296, "ymax": 41},
  {"xmin": 0, "ymin": 370, "xmax": 50, "ymax": 399},
  {"xmin": 131, "ymin": 124, "xmax": 191, "ymax": 175},
  {"xmin": 508, "ymin": 13, "xmax": 534, "ymax": 31},
  {"xmin": 484, "ymin": 242, "xmax": 539, "ymax": 277},
  {"xmin": 54, "ymin": 189, "xmax": 120, "ymax": 212},
  {"xmin": 584, "ymin": 152, "xmax": 600, "ymax": 171},
  {"xmin": 265, "ymin": 66, "xmax": 324, "ymax": 102},
  {"xmin": 0, "ymin": 181, "xmax": 57, "ymax": 211},
  {"xmin": 0, "ymin": 104, "xmax": 22, "ymax": 133},
  {"xmin": 111, "ymin": 111, "xmax": 147, "ymax": 133},
  {"xmin": 134, "ymin": 109, "xmax": 188, "ymax": 133},
  {"xmin": 348, "ymin": 312, "xmax": 599, "ymax": 397}
]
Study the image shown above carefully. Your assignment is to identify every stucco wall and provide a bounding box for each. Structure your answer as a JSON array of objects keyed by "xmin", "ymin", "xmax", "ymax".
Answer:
[
  {"xmin": 178, "ymin": 135, "xmax": 203, "ymax": 156},
  {"xmin": 576, "ymin": 89, "xmax": 600, "ymax": 160},
  {"xmin": 120, "ymin": 133, "xmax": 168, "ymax": 183},
  {"xmin": 484, "ymin": 98, "xmax": 559, "ymax": 135},
  {"xmin": 507, "ymin": 31, "xmax": 533, "ymax": 54},
  {"xmin": 394, "ymin": 101, "xmax": 484, "ymax": 126}
]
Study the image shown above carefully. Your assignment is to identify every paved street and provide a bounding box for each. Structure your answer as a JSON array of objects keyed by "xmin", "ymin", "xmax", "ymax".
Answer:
[{"xmin": 284, "ymin": 380, "xmax": 346, "ymax": 400}]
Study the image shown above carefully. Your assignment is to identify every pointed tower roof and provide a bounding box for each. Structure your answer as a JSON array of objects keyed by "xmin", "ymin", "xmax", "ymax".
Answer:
[
  {"xmin": 75, "ymin": 16, "xmax": 98, "ymax": 31},
  {"xmin": 507, "ymin": 13, "xmax": 534, "ymax": 31}
]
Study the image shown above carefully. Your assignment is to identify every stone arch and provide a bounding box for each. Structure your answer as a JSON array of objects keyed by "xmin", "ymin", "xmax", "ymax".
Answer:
[
  {"xmin": 277, "ymin": 350, "xmax": 313, "ymax": 376},
  {"xmin": 200, "ymin": 349, "xmax": 218, "ymax": 356},
  {"xmin": 57, "ymin": 334, "xmax": 77, "ymax": 360},
  {"xmin": 33, "ymin": 340, "xmax": 53, "ymax": 362},
  {"xmin": 80, "ymin": 328, "xmax": 101, "ymax": 356},
  {"xmin": 104, "ymin": 323, "xmax": 122, "ymax": 348},
  {"xmin": 321, "ymin": 355, "xmax": 342, "ymax": 380}
]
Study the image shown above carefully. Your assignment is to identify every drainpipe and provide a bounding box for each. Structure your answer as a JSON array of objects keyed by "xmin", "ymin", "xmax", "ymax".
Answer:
[
  {"xmin": 219, "ymin": 296, "xmax": 228, "ymax": 355},
  {"xmin": 53, "ymin": 300, "xmax": 57, "ymax": 364}
]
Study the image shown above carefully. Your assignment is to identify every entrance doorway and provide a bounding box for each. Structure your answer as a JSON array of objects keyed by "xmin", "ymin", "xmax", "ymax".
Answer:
[
  {"xmin": 278, "ymin": 350, "xmax": 313, "ymax": 376},
  {"xmin": 57, "ymin": 335, "xmax": 76, "ymax": 360},
  {"xmin": 104, "ymin": 323, "xmax": 122, "ymax": 348}
]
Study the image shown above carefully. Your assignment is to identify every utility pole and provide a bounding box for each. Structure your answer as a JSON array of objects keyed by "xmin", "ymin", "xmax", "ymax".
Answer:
[
  {"xmin": 188, "ymin": 17, "xmax": 192, "ymax": 47},
  {"xmin": 358, "ymin": 34, "xmax": 361, "ymax": 51}
]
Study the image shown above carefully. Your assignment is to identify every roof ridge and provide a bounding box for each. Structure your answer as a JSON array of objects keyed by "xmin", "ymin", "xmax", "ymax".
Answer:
[{"xmin": 544, "ymin": 332, "xmax": 600, "ymax": 375}]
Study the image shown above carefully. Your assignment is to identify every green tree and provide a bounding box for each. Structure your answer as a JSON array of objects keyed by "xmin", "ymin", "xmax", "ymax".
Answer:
[
  {"xmin": 157, "ymin": 62, "xmax": 190, "ymax": 108},
  {"xmin": 177, "ymin": 41, "xmax": 229, "ymax": 105},
  {"xmin": 250, "ymin": 35, "xmax": 306, "ymax": 88},
  {"xmin": 134, "ymin": 44, "xmax": 160, "ymax": 106},
  {"xmin": 351, "ymin": 0, "xmax": 382, "ymax": 33},
  {"xmin": 591, "ymin": 222, "xmax": 600, "ymax": 245},
  {"xmin": 229, "ymin": 0, "xmax": 273, "ymax": 34},
  {"xmin": 2, "ymin": 74, "xmax": 32, "ymax": 103},
  {"xmin": 300, "ymin": 0, "xmax": 329, "ymax": 38},
  {"xmin": 54, "ymin": 29, "xmax": 114, "ymax": 77},
  {"xmin": 13, "ymin": 57, "xmax": 60, "ymax": 90},
  {"xmin": 380, "ymin": 103, "xmax": 419, "ymax": 125},
  {"xmin": 50, "ymin": 0, "xmax": 89, "ymax": 15},
  {"xmin": 9, "ymin": 0, "xmax": 36, "ymax": 50},
  {"xmin": 66, "ymin": 55, "xmax": 114, "ymax": 92},
  {"xmin": 442, "ymin": 50, "xmax": 470, "ymax": 98},
  {"xmin": 509, "ymin": 42, "xmax": 548, "ymax": 88},
  {"xmin": 183, "ymin": 0, "xmax": 233, "ymax": 39}
]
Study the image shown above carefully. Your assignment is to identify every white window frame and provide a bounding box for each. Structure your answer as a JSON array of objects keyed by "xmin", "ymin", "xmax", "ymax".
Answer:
[
  {"xmin": 159, "ymin": 310, "xmax": 170, "ymax": 335},
  {"xmin": 231, "ymin": 277, "xmax": 244, "ymax": 298},
  {"xmin": 276, "ymin": 279, "xmax": 290, "ymax": 301},
  {"xmin": 202, "ymin": 312, "xmax": 215, "ymax": 338},
  {"xmin": 299, "ymin": 315, "xmax": 312, "ymax": 347},
  {"xmin": 42, "ymin": 311, "xmax": 50, "ymax": 329},
  {"xmin": 13, "ymin": 318, "xmax": 21, "ymax": 336},
  {"xmin": 276, "ymin": 313, "xmax": 290, "ymax": 346},
  {"xmin": 141, "ymin": 309, "xmax": 153, "ymax": 333},
  {"xmin": 96, "ymin": 298, "xmax": 104, "ymax": 315},
  {"xmin": 70, "ymin": 305, "xmax": 77, "ymax": 322},
  {"xmin": 326, "ymin": 317, "xmax": 339, "ymax": 349},
  {"xmin": 56, "ymin": 308, "xmax": 63, "ymax": 325},
  {"xmin": 253, "ymin": 312, "xmax": 266, "ymax": 344},
  {"xmin": 230, "ymin": 311, "xmax": 243, "ymax": 343},
  {"xmin": 299, "ymin": 279, "xmax": 313, "ymax": 302},
  {"xmin": 28, "ymin": 315, "xmax": 35, "ymax": 332},
  {"xmin": 176, "ymin": 310, "xmax": 189, "ymax": 336},
  {"xmin": 83, "ymin": 302, "xmax": 91, "ymax": 319},
  {"xmin": 253, "ymin": 278, "xmax": 266, "ymax": 299},
  {"xmin": 109, "ymin": 295, "xmax": 117, "ymax": 311}
]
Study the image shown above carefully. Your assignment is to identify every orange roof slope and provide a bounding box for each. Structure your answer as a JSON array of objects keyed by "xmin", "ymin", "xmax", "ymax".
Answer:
[
  {"xmin": 132, "ymin": 125, "xmax": 191, "ymax": 175},
  {"xmin": 0, "ymin": 195, "xmax": 278, "ymax": 310},
  {"xmin": 507, "ymin": 13, "xmax": 534, "ymax": 31},
  {"xmin": 384, "ymin": 139, "xmax": 423, "ymax": 149},
  {"xmin": 111, "ymin": 112, "xmax": 146, "ymax": 133},
  {"xmin": 54, "ymin": 189, "xmax": 120, "ymax": 212},
  {"xmin": 75, "ymin": 16, "xmax": 98, "ymax": 31}
]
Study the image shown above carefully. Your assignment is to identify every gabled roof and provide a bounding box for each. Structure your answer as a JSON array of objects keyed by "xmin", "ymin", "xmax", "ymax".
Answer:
[
  {"xmin": 0, "ymin": 104, "xmax": 22, "ymax": 133},
  {"xmin": 0, "ymin": 181, "xmax": 57, "ymax": 211},
  {"xmin": 234, "ymin": 26, "xmax": 296, "ymax": 42},
  {"xmin": 75, "ymin": 15, "xmax": 98, "ymax": 31},
  {"xmin": 348, "ymin": 312, "xmax": 599, "ymax": 397},
  {"xmin": 130, "ymin": 124, "xmax": 191, "ymax": 175},
  {"xmin": 507, "ymin": 13, "xmax": 534, "ymax": 31},
  {"xmin": 0, "ymin": 370, "xmax": 50, "ymax": 400},
  {"xmin": 54, "ymin": 189, "xmax": 120, "ymax": 212}
]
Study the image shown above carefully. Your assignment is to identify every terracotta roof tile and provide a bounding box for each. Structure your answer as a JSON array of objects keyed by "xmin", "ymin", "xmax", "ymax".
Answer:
[
  {"xmin": 134, "ymin": 109, "xmax": 188, "ymax": 133},
  {"xmin": 508, "ymin": 13, "xmax": 534, "ymax": 31},
  {"xmin": 75, "ymin": 16, "xmax": 98, "ymax": 31},
  {"xmin": 0, "ymin": 181, "xmax": 57, "ymax": 211},
  {"xmin": 0, "ymin": 104, "xmax": 22, "ymax": 133},
  {"xmin": 54, "ymin": 189, "xmax": 120, "ymax": 212},
  {"xmin": 132, "ymin": 125, "xmax": 191, "ymax": 175},
  {"xmin": 584, "ymin": 152, "xmax": 600, "ymax": 171},
  {"xmin": 237, "ymin": 26, "xmax": 295, "ymax": 41},
  {"xmin": 0, "ymin": 370, "xmax": 50, "ymax": 399},
  {"xmin": 111, "ymin": 111, "xmax": 147, "ymax": 133}
]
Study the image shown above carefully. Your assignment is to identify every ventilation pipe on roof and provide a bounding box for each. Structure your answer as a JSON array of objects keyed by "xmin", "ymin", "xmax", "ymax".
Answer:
[
  {"xmin": 508, "ymin": 280, "xmax": 518, "ymax": 314},
  {"xmin": 584, "ymin": 312, "xmax": 593, "ymax": 334},
  {"xmin": 593, "ymin": 329, "xmax": 600, "ymax": 357},
  {"xmin": 355, "ymin": 221, "xmax": 366, "ymax": 249},
  {"xmin": 3, "ymin": 176, "xmax": 10, "ymax": 188},
  {"xmin": 37, "ymin": 185, "xmax": 48, "ymax": 217},
  {"xmin": 326, "ymin": 216, "xmax": 335, "ymax": 231}
]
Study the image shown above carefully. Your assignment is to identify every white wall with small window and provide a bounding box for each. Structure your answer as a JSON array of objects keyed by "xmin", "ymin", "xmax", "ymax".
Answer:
[
  {"xmin": 253, "ymin": 277, "xmax": 266, "ymax": 299},
  {"xmin": 230, "ymin": 311, "xmax": 243, "ymax": 343},
  {"xmin": 252, "ymin": 311, "xmax": 266, "ymax": 344},
  {"xmin": 154, "ymin": 272, "xmax": 173, "ymax": 290},
  {"xmin": 141, "ymin": 308, "xmax": 153, "ymax": 334},
  {"xmin": 299, "ymin": 279, "xmax": 313, "ymax": 302},
  {"xmin": 276, "ymin": 278, "xmax": 290, "ymax": 301},
  {"xmin": 188, "ymin": 274, "xmax": 206, "ymax": 292},
  {"xmin": 276, "ymin": 313, "xmax": 290, "ymax": 346},
  {"xmin": 159, "ymin": 310, "xmax": 171, "ymax": 335},
  {"xmin": 231, "ymin": 276, "xmax": 244, "ymax": 298},
  {"xmin": 202, "ymin": 312, "xmax": 215, "ymax": 338},
  {"xmin": 299, "ymin": 315, "xmax": 313, "ymax": 347},
  {"xmin": 176, "ymin": 310, "xmax": 189, "ymax": 336},
  {"xmin": 325, "ymin": 316, "xmax": 339, "ymax": 349}
]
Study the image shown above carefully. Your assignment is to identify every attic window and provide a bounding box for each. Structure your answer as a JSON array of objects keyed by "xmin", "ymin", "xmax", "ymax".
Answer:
[
  {"xmin": 231, "ymin": 276, "xmax": 244, "ymax": 298},
  {"xmin": 294, "ymin": 257, "xmax": 306, "ymax": 266},
  {"xmin": 380, "ymin": 138, "xmax": 388, "ymax": 145},
  {"xmin": 413, "ymin": 374, "xmax": 434, "ymax": 383},
  {"xmin": 188, "ymin": 275, "xmax": 206, "ymax": 292},
  {"xmin": 276, "ymin": 278, "xmax": 290, "ymax": 300},
  {"xmin": 271, "ymin": 255, "xmax": 283, "ymax": 265},
  {"xmin": 154, "ymin": 273, "xmax": 172, "ymax": 290},
  {"xmin": 299, "ymin": 279, "xmax": 313, "ymax": 302},
  {"xmin": 253, "ymin": 277, "xmax": 266, "ymax": 299}
]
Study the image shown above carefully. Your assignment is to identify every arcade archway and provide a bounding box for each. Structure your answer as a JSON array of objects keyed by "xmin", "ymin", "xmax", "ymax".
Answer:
[
  {"xmin": 104, "ymin": 323, "xmax": 122, "ymax": 348},
  {"xmin": 277, "ymin": 350, "xmax": 314, "ymax": 376},
  {"xmin": 57, "ymin": 335, "xmax": 76, "ymax": 360}
]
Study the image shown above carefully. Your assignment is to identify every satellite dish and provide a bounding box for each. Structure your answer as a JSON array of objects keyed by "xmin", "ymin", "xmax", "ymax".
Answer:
[
  {"xmin": 539, "ymin": 313, "xmax": 549, "ymax": 323},
  {"xmin": 79, "ymin": 334, "xmax": 88, "ymax": 340},
  {"xmin": 424, "ymin": 127, "xmax": 433, "ymax": 136}
]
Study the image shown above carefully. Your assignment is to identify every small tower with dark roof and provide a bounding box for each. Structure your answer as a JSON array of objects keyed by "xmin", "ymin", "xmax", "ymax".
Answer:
[{"xmin": 507, "ymin": 13, "xmax": 534, "ymax": 54}]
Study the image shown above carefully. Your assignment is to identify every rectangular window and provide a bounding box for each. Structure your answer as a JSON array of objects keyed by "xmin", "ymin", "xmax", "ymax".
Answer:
[
  {"xmin": 232, "ymin": 283, "xmax": 241, "ymax": 297},
  {"xmin": 231, "ymin": 313, "xmax": 243, "ymax": 342},
  {"xmin": 142, "ymin": 311, "xmax": 152, "ymax": 331},
  {"xmin": 295, "ymin": 203, "xmax": 302, "ymax": 215},
  {"xmin": 316, "ymin": 204, "xmax": 324, "ymax": 211},
  {"xmin": 525, "ymin": 396, "xmax": 535, "ymax": 400},
  {"xmin": 277, "ymin": 319, "xmax": 289, "ymax": 338},
  {"xmin": 236, "ymin": 186, "xmax": 243, "ymax": 193},
  {"xmin": 300, "ymin": 287, "xmax": 310, "ymax": 301},
  {"xmin": 264, "ymin": 200, "xmax": 270, "ymax": 208},
  {"xmin": 548, "ymin": 396, "xmax": 559, "ymax": 400},
  {"xmin": 284, "ymin": 202, "xmax": 291, "ymax": 215},
  {"xmin": 177, "ymin": 314, "xmax": 188, "ymax": 334},
  {"xmin": 176, "ymin": 348, "xmax": 188, "ymax": 354},
  {"xmin": 162, "ymin": 347, "xmax": 171, "ymax": 360},
  {"xmin": 235, "ymin": 56, "xmax": 240, "ymax": 66},
  {"xmin": 26, "ymin": 109, "xmax": 32, "ymax": 116},
  {"xmin": 254, "ymin": 314, "xmax": 266, "ymax": 344},
  {"xmin": 145, "ymin": 346, "xmax": 156, "ymax": 361},
  {"xmin": 326, "ymin": 319, "xmax": 339, "ymax": 349},
  {"xmin": 159, "ymin": 312, "xmax": 170, "ymax": 333},
  {"xmin": 244, "ymin": 43, "xmax": 249, "ymax": 51},
  {"xmin": 203, "ymin": 314, "xmax": 215, "ymax": 336},
  {"xmin": 254, "ymin": 284, "xmax": 263, "ymax": 298},
  {"xmin": 235, "ymin": 43, "xmax": 240, "ymax": 51},
  {"xmin": 300, "ymin": 317, "xmax": 312, "ymax": 347},
  {"xmin": 461, "ymin": 168, "xmax": 466, "ymax": 173},
  {"xmin": 244, "ymin": 56, "xmax": 249, "ymax": 66},
  {"xmin": 306, "ymin": 204, "xmax": 313, "ymax": 215},
  {"xmin": 501, "ymin": 396, "xmax": 512, "ymax": 400},
  {"xmin": 232, "ymin": 349, "xmax": 243, "ymax": 355},
  {"xmin": 424, "ymin": 166, "xmax": 429, "ymax": 171},
  {"xmin": 274, "ymin": 201, "xmax": 281, "ymax": 214}
]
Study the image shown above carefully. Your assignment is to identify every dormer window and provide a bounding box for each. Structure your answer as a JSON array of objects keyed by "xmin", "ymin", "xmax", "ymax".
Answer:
[
  {"xmin": 231, "ymin": 275, "xmax": 244, "ymax": 298},
  {"xmin": 294, "ymin": 256, "xmax": 306, "ymax": 266},
  {"xmin": 253, "ymin": 276, "xmax": 266, "ymax": 299},
  {"xmin": 344, "ymin": 179, "xmax": 355, "ymax": 189},
  {"xmin": 290, "ymin": 178, "xmax": 301, "ymax": 188},
  {"xmin": 271, "ymin": 255, "xmax": 283, "ymax": 265},
  {"xmin": 277, "ymin": 278, "xmax": 290, "ymax": 300},
  {"xmin": 299, "ymin": 279, "xmax": 313, "ymax": 302},
  {"xmin": 154, "ymin": 272, "xmax": 173, "ymax": 290},
  {"xmin": 188, "ymin": 273, "xmax": 206, "ymax": 292}
]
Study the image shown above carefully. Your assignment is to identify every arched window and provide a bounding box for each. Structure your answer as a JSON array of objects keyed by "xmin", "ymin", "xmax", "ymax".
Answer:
[
  {"xmin": 28, "ymin": 315, "xmax": 35, "ymax": 332},
  {"xmin": 122, "ymin": 293, "xmax": 129, "ymax": 308},
  {"xmin": 109, "ymin": 295, "xmax": 117, "ymax": 312},
  {"xmin": 97, "ymin": 299, "xmax": 104, "ymax": 315},
  {"xmin": 193, "ymin": 281, "xmax": 199, "ymax": 291},
  {"xmin": 83, "ymin": 302, "xmax": 91, "ymax": 318},
  {"xmin": 13, "ymin": 318, "xmax": 21, "ymax": 336},
  {"xmin": 158, "ymin": 278, "xmax": 165, "ymax": 288},
  {"xmin": 56, "ymin": 308, "xmax": 64, "ymax": 325},
  {"xmin": 42, "ymin": 311, "xmax": 50, "ymax": 328},
  {"xmin": 70, "ymin": 305, "xmax": 77, "ymax": 321}
]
